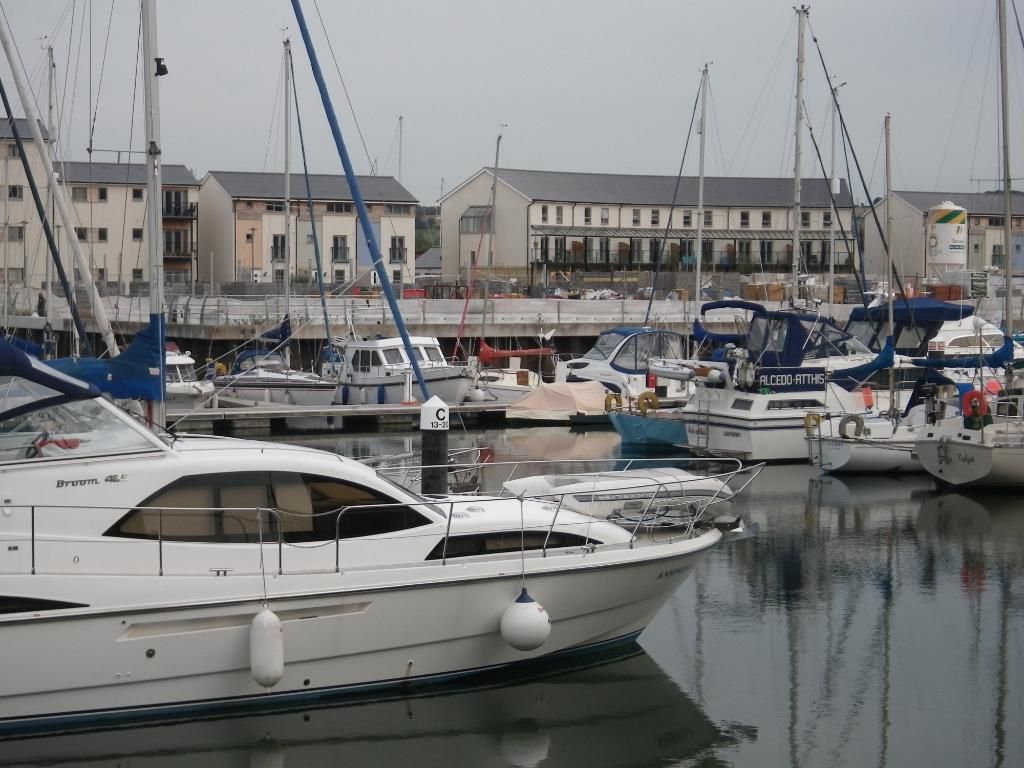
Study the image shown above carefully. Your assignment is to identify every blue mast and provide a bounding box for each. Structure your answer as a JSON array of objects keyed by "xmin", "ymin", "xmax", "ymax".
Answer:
[{"xmin": 290, "ymin": 0, "xmax": 429, "ymax": 401}]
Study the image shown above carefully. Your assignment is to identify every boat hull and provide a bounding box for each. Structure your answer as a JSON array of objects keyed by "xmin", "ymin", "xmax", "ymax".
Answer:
[
  {"xmin": 815, "ymin": 436, "xmax": 921, "ymax": 473},
  {"xmin": 338, "ymin": 369, "xmax": 473, "ymax": 405},
  {"xmin": 0, "ymin": 531, "xmax": 718, "ymax": 732},
  {"xmin": 917, "ymin": 434, "xmax": 1024, "ymax": 487},
  {"xmin": 609, "ymin": 412, "xmax": 686, "ymax": 449}
]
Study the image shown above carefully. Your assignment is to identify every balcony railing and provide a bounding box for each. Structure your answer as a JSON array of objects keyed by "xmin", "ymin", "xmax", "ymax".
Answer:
[
  {"xmin": 331, "ymin": 246, "xmax": 350, "ymax": 263},
  {"xmin": 162, "ymin": 202, "xmax": 198, "ymax": 218}
]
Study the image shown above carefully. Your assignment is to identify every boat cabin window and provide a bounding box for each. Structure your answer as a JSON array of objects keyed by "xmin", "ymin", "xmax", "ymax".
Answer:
[
  {"xmin": 105, "ymin": 472, "xmax": 432, "ymax": 543},
  {"xmin": 382, "ymin": 348, "xmax": 403, "ymax": 364},
  {"xmin": 767, "ymin": 399, "xmax": 823, "ymax": 410},
  {"xmin": 355, "ymin": 350, "xmax": 384, "ymax": 372},
  {"xmin": 412, "ymin": 348, "xmax": 425, "ymax": 361},
  {"xmin": 731, "ymin": 398, "xmax": 754, "ymax": 410},
  {"xmin": 425, "ymin": 531, "xmax": 600, "ymax": 560},
  {"xmin": 0, "ymin": 380, "xmax": 156, "ymax": 464},
  {"xmin": 424, "ymin": 346, "xmax": 444, "ymax": 363},
  {"xmin": 166, "ymin": 364, "xmax": 197, "ymax": 383},
  {"xmin": 612, "ymin": 337, "xmax": 639, "ymax": 369},
  {"xmin": 239, "ymin": 354, "xmax": 284, "ymax": 372},
  {"xmin": 947, "ymin": 333, "xmax": 1003, "ymax": 350}
]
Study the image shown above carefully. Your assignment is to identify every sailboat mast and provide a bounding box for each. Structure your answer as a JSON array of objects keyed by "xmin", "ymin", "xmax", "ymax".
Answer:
[
  {"xmin": 141, "ymin": 0, "xmax": 165, "ymax": 423},
  {"xmin": 998, "ymin": 0, "xmax": 1014, "ymax": 372},
  {"xmin": 792, "ymin": 5, "xmax": 808, "ymax": 304},
  {"xmin": 480, "ymin": 130, "xmax": 502, "ymax": 352},
  {"xmin": 45, "ymin": 45, "xmax": 54, "ymax": 343},
  {"xmin": 695, "ymin": 64, "xmax": 708, "ymax": 309},
  {"xmin": 283, "ymin": 37, "xmax": 292, "ymax": 368},
  {"xmin": 884, "ymin": 113, "xmax": 895, "ymax": 415},
  {"xmin": 828, "ymin": 83, "xmax": 838, "ymax": 319}
]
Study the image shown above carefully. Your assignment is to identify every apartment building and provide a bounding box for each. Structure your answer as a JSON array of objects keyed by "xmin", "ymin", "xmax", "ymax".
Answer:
[
  {"xmin": 198, "ymin": 171, "xmax": 417, "ymax": 290},
  {"xmin": 440, "ymin": 168, "xmax": 855, "ymax": 286},
  {"xmin": 57, "ymin": 161, "xmax": 200, "ymax": 292},
  {"xmin": 0, "ymin": 119, "xmax": 51, "ymax": 292}
]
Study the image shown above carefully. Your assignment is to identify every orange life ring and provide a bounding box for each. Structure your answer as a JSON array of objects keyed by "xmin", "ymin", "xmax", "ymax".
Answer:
[{"xmin": 961, "ymin": 389, "xmax": 988, "ymax": 417}]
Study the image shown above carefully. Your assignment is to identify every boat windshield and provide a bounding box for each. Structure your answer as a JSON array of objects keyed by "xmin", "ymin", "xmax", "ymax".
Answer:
[
  {"xmin": 800, "ymin": 320, "xmax": 872, "ymax": 359},
  {"xmin": 583, "ymin": 332, "xmax": 628, "ymax": 360},
  {"xmin": 240, "ymin": 354, "xmax": 285, "ymax": 372},
  {"xmin": 166, "ymin": 363, "xmax": 198, "ymax": 383},
  {"xmin": 0, "ymin": 376, "xmax": 158, "ymax": 463}
]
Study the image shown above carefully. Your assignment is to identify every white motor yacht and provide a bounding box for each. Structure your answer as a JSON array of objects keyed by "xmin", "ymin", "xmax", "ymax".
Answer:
[
  {"xmin": 214, "ymin": 348, "xmax": 338, "ymax": 406},
  {"xmin": 164, "ymin": 345, "xmax": 214, "ymax": 410},
  {"xmin": 322, "ymin": 335, "xmax": 474, "ymax": 405},
  {"xmin": 0, "ymin": 340, "xmax": 723, "ymax": 733}
]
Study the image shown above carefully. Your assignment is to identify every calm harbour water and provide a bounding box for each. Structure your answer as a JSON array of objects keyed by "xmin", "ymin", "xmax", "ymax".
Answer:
[{"xmin": 4, "ymin": 426, "xmax": 1022, "ymax": 767}]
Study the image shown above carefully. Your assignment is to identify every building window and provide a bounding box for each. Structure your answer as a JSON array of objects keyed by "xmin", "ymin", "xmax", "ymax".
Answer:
[
  {"xmin": 334, "ymin": 269, "xmax": 346, "ymax": 283},
  {"xmin": 274, "ymin": 269, "xmax": 285, "ymax": 283},
  {"xmin": 132, "ymin": 268, "xmax": 144, "ymax": 281},
  {"xmin": 97, "ymin": 268, "xmax": 107, "ymax": 282},
  {"xmin": 651, "ymin": 209, "xmax": 660, "ymax": 227},
  {"xmin": 7, "ymin": 185, "xmax": 23, "ymax": 200},
  {"xmin": 556, "ymin": 206, "xmax": 564, "ymax": 225},
  {"xmin": 600, "ymin": 207, "xmax": 609, "ymax": 225},
  {"xmin": 326, "ymin": 201, "xmax": 352, "ymax": 213},
  {"xmin": 801, "ymin": 211, "xmax": 811, "ymax": 228},
  {"xmin": 704, "ymin": 210, "xmax": 713, "ymax": 227},
  {"xmin": 760, "ymin": 240, "xmax": 774, "ymax": 263},
  {"xmin": 7, "ymin": 144, "xmax": 18, "ymax": 158},
  {"xmin": 74, "ymin": 227, "xmax": 87, "ymax": 241},
  {"xmin": 97, "ymin": 187, "xmax": 108, "ymax": 202},
  {"xmin": 71, "ymin": 187, "xmax": 87, "ymax": 202},
  {"xmin": 385, "ymin": 204, "xmax": 410, "ymax": 215},
  {"xmin": 245, "ymin": 201, "xmax": 254, "ymax": 209},
  {"xmin": 632, "ymin": 208, "xmax": 641, "ymax": 226},
  {"xmin": 7, "ymin": 225, "xmax": 24, "ymax": 242},
  {"xmin": 762, "ymin": 211, "xmax": 772, "ymax": 228},
  {"xmin": 389, "ymin": 236, "xmax": 406, "ymax": 263},
  {"xmin": 540, "ymin": 205, "xmax": 548, "ymax": 224},
  {"xmin": 740, "ymin": 211, "xmax": 750, "ymax": 228},
  {"xmin": 132, "ymin": 188, "xmax": 144, "ymax": 201},
  {"xmin": 132, "ymin": 227, "xmax": 143, "ymax": 241},
  {"xmin": 266, "ymin": 201, "xmax": 285, "ymax": 212},
  {"xmin": 332, "ymin": 235, "xmax": 349, "ymax": 262},
  {"xmin": 821, "ymin": 240, "xmax": 831, "ymax": 265},
  {"xmin": 271, "ymin": 233, "xmax": 286, "ymax": 261},
  {"xmin": 683, "ymin": 210, "xmax": 692, "ymax": 227},
  {"xmin": 584, "ymin": 207, "xmax": 592, "ymax": 225},
  {"xmin": 97, "ymin": 227, "xmax": 108, "ymax": 242},
  {"xmin": 989, "ymin": 217, "xmax": 1004, "ymax": 227},
  {"xmin": 392, "ymin": 269, "xmax": 402, "ymax": 284},
  {"xmin": 245, "ymin": 231, "xmax": 253, "ymax": 242},
  {"xmin": 823, "ymin": 210, "xmax": 832, "ymax": 227}
]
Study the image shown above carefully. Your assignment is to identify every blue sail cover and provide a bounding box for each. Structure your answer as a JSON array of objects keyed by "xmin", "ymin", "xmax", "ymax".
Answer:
[
  {"xmin": 0, "ymin": 332, "xmax": 43, "ymax": 358},
  {"xmin": 828, "ymin": 338, "xmax": 896, "ymax": 390},
  {"xmin": 693, "ymin": 300, "xmax": 766, "ymax": 346},
  {"xmin": 47, "ymin": 320, "xmax": 164, "ymax": 401},
  {"xmin": 846, "ymin": 297, "xmax": 974, "ymax": 354},
  {"xmin": 260, "ymin": 315, "xmax": 292, "ymax": 343},
  {"xmin": 910, "ymin": 335, "xmax": 1015, "ymax": 370},
  {"xmin": 0, "ymin": 337, "xmax": 100, "ymax": 422}
]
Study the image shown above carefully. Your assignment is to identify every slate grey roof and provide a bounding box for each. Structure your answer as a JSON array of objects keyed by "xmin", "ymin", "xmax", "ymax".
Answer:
[
  {"xmin": 0, "ymin": 118, "xmax": 49, "ymax": 141},
  {"xmin": 416, "ymin": 246, "xmax": 441, "ymax": 270},
  {"xmin": 895, "ymin": 190, "xmax": 1024, "ymax": 216},
  {"xmin": 487, "ymin": 168, "xmax": 852, "ymax": 208},
  {"xmin": 57, "ymin": 161, "xmax": 199, "ymax": 186},
  {"xmin": 207, "ymin": 170, "xmax": 417, "ymax": 203}
]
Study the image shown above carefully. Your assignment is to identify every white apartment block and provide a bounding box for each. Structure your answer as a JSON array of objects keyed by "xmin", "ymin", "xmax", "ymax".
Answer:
[
  {"xmin": 198, "ymin": 171, "xmax": 417, "ymax": 290},
  {"xmin": 57, "ymin": 161, "xmax": 199, "ymax": 293},
  {"xmin": 441, "ymin": 168, "xmax": 855, "ymax": 287},
  {"xmin": 0, "ymin": 119, "xmax": 53, "ymax": 292}
]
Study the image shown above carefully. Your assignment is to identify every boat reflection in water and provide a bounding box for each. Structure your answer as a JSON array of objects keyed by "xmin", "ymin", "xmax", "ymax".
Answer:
[{"xmin": 0, "ymin": 646, "xmax": 744, "ymax": 767}]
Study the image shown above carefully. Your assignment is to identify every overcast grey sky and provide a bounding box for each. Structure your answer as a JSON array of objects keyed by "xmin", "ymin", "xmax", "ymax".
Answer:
[{"xmin": 1, "ymin": 0, "xmax": 1019, "ymax": 204}]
